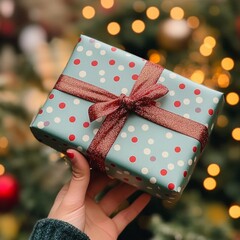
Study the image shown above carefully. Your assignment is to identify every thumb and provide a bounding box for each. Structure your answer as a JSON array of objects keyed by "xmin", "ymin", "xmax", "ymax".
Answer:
[{"xmin": 64, "ymin": 149, "xmax": 90, "ymax": 206}]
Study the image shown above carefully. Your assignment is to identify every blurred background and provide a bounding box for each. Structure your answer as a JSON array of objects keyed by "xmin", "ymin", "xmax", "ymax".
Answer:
[{"xmin": 0, "ymin": 0, "xmax": 239, "ymax": 239}]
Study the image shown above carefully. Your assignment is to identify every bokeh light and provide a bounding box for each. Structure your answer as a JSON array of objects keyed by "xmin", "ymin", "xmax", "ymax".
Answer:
[
  {"xmin": 132, "ymin": 20, "xmax": 145, "ymax": 33},
  {"xmin": 221, "ymin": 57, "xmax": 234, "ymax": 71},
  {"xmin": 203, "ymin": 177, "xmax": 217, "ymax": 190},
  {"xmin": 217, "ymin": 74, "xmax": 230, "ymax": 88},
  {"xmin": 190, "ymin": 70, "xmax": 205, "ymax": 84},
  {"xmin": 229, "ymin": 205, "xmax": 240, "ymax": 219},
  {"xmin": 232, "ymin": 128, "xmax": 240, "ymax": 141},
  {"xmin": 149, "ymin": 52, "xmax": 161, "ymax": 63},
  {"xmin": 0, "ymin": 136, "xmax": 8, "ymax": 149},
  {"xmin": 107, "ymin": 22, "xmax": 121, "ymax": 35},
  {"xmin": 187, "ymin": 16, "xmax": 200, "ymax": 29},
  {"xmin": 207, "ymin": 164, "xmax": 220, "ymax": 176},
  {"xmin": 133, "ymin": 0, "xmax": 146, "ymax": 12},
  {"xmin": 82, "ymin": 6, "xmax": 96, "ymax": 19},
  {"xmin": 199, "ymin": 44, "xmax": 212, "ymax": 56},
  {"xmin": 100, "ymin": 0, "xmax": 114, "ymax": 9},
  {"xmin": 204, "ymin": 36, "xmax": 216, "ymax": 48},
  {"xmin": 170, "ymin": 7, "xmax": 184, "ymax": 20},
  {"xmin": 0, "ymin": 164, "xmax": 5, "ymax": 176},
  {"xmin": 226, "ymin": 92, "xmax": 239, "ymax": 106},
  {"xmin": 217, "ymin": 115, "xmax": 229, "ymax": 128},
  {"xmin": 146, "ymin": 6, "xmax": 160, "ymax": 20}
]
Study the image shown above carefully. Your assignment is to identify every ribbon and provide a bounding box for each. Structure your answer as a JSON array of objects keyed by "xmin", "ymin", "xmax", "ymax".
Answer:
[{"xmin": 55, "ymin": 61, "xmax": 208, "ymax": 171}]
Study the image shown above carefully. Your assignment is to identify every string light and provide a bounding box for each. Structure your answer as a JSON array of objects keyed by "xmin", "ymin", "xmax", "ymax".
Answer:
[
  {"xmin": 217, "ymin": 73, "xmax": 230, "ymax": 88},
  {"xmin": 203, "ymin": 177, "xmax": 217, "ymax": 190},
  {"xmin": 221, "ymin": 57, "xmax": 234, "ymax": 71},
  {"xmin": 190, "ymin": 70, "xmax": 205, "ymax": 84},
  {"xmin": 187, "ymin": 16, "xmax": 200, "ymax": 29},
  {"xmin": 207, "ymin": 164, "xmax": 220, "ymax": 176},
  {"xmin": 232, "ymin": 128, "xmax": 240, "ymax": 141},
  {"xmin": 146, "ymin": 6, "xmax": 160, "ymax": 20},
  {"xmin": 82, "ymin": 6, "xmax": 95, "ymax": 19},
  {"xmin": 229, "ymin": 205, "xmax": 240, "ymax": 219},
  {"xmin": 217, "ymin": 115, "xmax": 229, "ymax": 128},
  {"xmin": 100, "ymin": 0, "xmax": 114, "ymax": 9},
  {"xmin": 226, "ymin": 92, "xmax": 239, "ymax": 106},
  {"xmin": 170, "ymin": 7, "xmax": 184, "ymax": 20},
  {"xmin": 131, "ymin": 20, "xmax": 145, "ymax": 33},
  {"xmin": 0, "ymin": 164, "xmax": 5, "ymax": 176},
  {"xmin": 107, "ymin": 22, "xmax": 121, "ymax": 35}
]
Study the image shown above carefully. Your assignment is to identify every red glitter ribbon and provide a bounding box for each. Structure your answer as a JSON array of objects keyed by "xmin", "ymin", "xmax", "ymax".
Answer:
[{"xmin": 55, "ymin": 61, "xmax": 208, "ymax": 171}]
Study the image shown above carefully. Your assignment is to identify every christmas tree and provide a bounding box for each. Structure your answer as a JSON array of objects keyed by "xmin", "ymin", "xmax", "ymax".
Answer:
[{"xmin": 0, "ymin": 0, "xmax": 239, "ymax": 239}]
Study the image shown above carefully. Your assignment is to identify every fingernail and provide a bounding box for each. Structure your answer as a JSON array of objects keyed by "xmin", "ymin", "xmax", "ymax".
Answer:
[{"xmin": 66, "ymin": 150, "xmax": 75, "ymax": 159}]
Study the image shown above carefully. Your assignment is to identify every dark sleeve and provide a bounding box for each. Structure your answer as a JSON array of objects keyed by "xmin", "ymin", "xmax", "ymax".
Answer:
[{"xmin": 29, "ymin": 218, "xmax": 90, "ymax": 240}]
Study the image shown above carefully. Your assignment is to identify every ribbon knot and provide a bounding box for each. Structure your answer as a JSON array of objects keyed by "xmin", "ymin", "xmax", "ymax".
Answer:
[{"xmin": 120, "ymin": 94, "xmax": 135, "ymax": 111}]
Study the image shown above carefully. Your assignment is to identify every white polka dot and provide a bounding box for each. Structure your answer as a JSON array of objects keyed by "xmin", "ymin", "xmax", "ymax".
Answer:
[
  {"xmin": 121, "ymin": 132, "xmax": 127, "ymax": 138},
  {"xmin": 177, "ymin": 160, "xmax": 184, "ymax": 167},
  {"xmin": 213, "ymin": 97, "xmax": 219, "ymax": 103},
  {"xmin": 128, "ymin": 125, "xmax": 135, "ymax": 132},
  {"xmin": 183, "ymin": 113, "xmax": 190, "ymax": 119},
  {"xmin": 105, "ymin": 166, "xmax": 110, "ymax": 171},
  {"xmin": 183, "ymin": 98, "xmax": 190, "ymax": 105},
  {"xmin": 148, "ymin": 138, "xmax": 154, "ymax": 145},
  {"xmin": 100, "ymin": 78, "xmax": 106, "ymax": 83},
  {"xmin": 144, "ymin": 148, "xmax": 151, "ymax": 155},
  {"xmin": 73, "ymin": 99, "xmax": 80, "ymax": 105},
  {"xmin": 141, "ymin": 167, "xmax": 149, "ymax": 174},
  {"xmin": 94, "ymin": 42, "xmax": 101, "ymax": 49},
  {"xmin": 196, "ymin": 97, "xmax": 203, "ymax": 104},
  {"xmin": 159, "ymin": 76, "xmax": 165, "ymax": 82},
  {"xmin": 93, "ymin": 128, "xmax": 99, "ymax": 135},
  {"xmin": 188, "ymin": 159, "xmax": 193, "ymax": 166},
  {"xmin": 79, "ymin": 71, "xmax": 87, "ymax": 78},
  {"xmin": 96, "ymin": 117, "xmax": 103, "ymax": 122},
  {"xmin": 46, "ymin": 106, "xmax": 53, "ymax": 113},
  {"xmin": 86, "ymin": 50, "xmax": 93, "ymax": 56},
  {"xmin": 116, "ymin": 170, "xmax": 122, "ymax": 174},
  {"xmin": 114, "ymin": 144, "xmax": 121, "ymax": 151},
  {"xmin": 99, "ymin": 70, "xmax": 105, "ymax": 76},
  {"xmin": 168, "ymin": 163, "xmax": 175, "ymax": 170},
  {"xmin": 121, "ymin": 88, "xmax": 128, "ymax": 94},
  {"xmin": 77, "ymin": 46, "xmax": 83, "ymax": 52},
  {"xmin": 169, "ymin": 90, "xmax": 175, "ymax": 96},
  {"xmin": 37, "ymin": 121, "xmax": 44, "ymax": 129},
  {"xmin": 124, "ymin": 171, "xmax": 130, "ymax": 175},
  {"xmin": 162, "ymin": 151, "xmax": 169, "ymax": 158},
  {"xmin": 150, "ymin": 177, "xmax": 157, "ymax": 184},
  {"xmin": 141, "ymin": 124, "xmax": 149, "ymax": 131},
  {"xmin": 100, "ymin": 50, "xmax": 106, "ymax": 55},
  {"xmin": 165, "ymin": 132, "xmax": 173, "ymax": 139},
  {"xmin": 77, "ymin": 146, "xmax": 83, "ymax": 151},
  {"xmin": 169, "ymin": 73, "xmax": 177, "ymax": 79},
  {"xmin": 177, "ymin": 187, "xmax": 182, "ymax": 192},
  {"xmin": 54, "ymin": 117, "xmax": 61, "ymax": 123},
  {"xmin": 82, "ymin": 135, "xmax": 90, "ymax": 142},
  {"xmin": 118, "ymin": 65, "xmax": 124, "ymax": 71}
]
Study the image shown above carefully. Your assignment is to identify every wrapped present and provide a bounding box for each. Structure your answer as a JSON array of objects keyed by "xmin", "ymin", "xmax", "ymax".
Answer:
[{"xmin": 30, "ymin": 35, "xmax": 224, "ymax": 203}]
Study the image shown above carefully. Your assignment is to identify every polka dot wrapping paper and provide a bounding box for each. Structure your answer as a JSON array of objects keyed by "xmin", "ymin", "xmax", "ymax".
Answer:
[{"xmin": 30, "ymin": 35, "xmax": 224, "ymax": 203}]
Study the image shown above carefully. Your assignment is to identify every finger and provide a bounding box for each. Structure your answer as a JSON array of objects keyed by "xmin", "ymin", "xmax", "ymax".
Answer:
[
  {"xmin": 113, "ymin": 193, "xmax": 151, "ymax": 234},
  {"xmin": 87, "ymin": 171, "xmax": 118, "ymax": 199},
  {"xmin": 62, "ymin": 149, "xmax": 90, "ymax": 207},
  {"xmin": 99, "ymin": 183, "xmax": 137, "ymax": 216}
]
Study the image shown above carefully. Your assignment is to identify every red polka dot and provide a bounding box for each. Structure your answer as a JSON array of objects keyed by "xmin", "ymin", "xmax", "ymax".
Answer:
[
  {"xmin": 69, "ymin": 116, "xmax": 76, "ymax": 123},
  {"xmin": 69, "ymin": 134, "xmax": 75, "ymax": 141},
  {"xmin": 195, "ymin": 107, "xmax": 201, "ymax": 113},
  {"xmin": 91, "ymin": 60, "xmax": 98, "ymax": 66},
  {"xmin": 192, "ymin": 146, "xmax": 197, "ymax": 152},
  {"xmin": 179, "ymin": 83, "xmax": 185, "ymax": 89},
  {"xmin": 109, "ymin": 59, "xmax": 115, "ymax": 65},
  {"xmin": 160, "ymin": 169, "xmax": 167, "ymax": 176},
  {"xmin": 168, "ymin": 183, "xmax": 175, "ymax": 190},
  {"xmin": 175, "ymin": 146, "xmax": 181, "ymax": 153},
  {"xmin": 131, "ymin": 137, "xmax": 138, "ymax": 143},
  {"xmin": 49, "ymin": 94, "xmax": 54, "ymax": 99},
  {"xmin": 74, "ymin": 59, "xmax": 81, "ymax": 65},
  {"xmin": 83, "ymin": 122, "xmax": 90, "ymax": 128},
  {"xmin": 111, "ymin": 163, "xmax": 116, "ymax": 167},
  {"xmin": 114, "ymin": 76, "xmax": 120, "ymax": 82},
  {"xmin": 38, "ymin": 109, "xmax": 43, "ymax": 114},
  {"xmin": 194, "ymin": 89, "xmax": 201, "ymax": 95},
  {"xmin": 129, "ymin": 62, "xmax": 135, "ymax": 68},
  {"xmin": 183, "ymin": 171, "xmax": 188, "ymax": 177},
  {"xmin": 111, "ymin": 47, "xmax": 117, "ymax": 52},
  {"xmin": 59, "ymin": 102, "xmax": 66, "ymax": 109},
  {"xmin": 174, "ymin": 101, "xmax": 181, "ymax": 107},
  {"xmin": 132, "ymin": 74, "xmax": 138, "ymax": 80},
  {"xmin": 136, "ymin": 177, "xmax": 142, "ymax": 181},
  {"xmin": 129, "ymin": 156, "xmax": 136, "ymax": 163},
  {"xmin": 208, "ymin": 109, "xmax": 214, "ymax": 115}
]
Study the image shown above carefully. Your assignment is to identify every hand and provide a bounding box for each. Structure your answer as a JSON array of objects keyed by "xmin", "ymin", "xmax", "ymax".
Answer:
[{"xmin": 48, "ymin": 149, "xmax": 151, "ymax": 240}]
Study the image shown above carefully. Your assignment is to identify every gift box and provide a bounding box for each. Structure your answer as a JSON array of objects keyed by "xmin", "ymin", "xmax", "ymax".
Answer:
[{"xmin": 30, "ymin": 35, "xmax": 224, "ymax": 203}]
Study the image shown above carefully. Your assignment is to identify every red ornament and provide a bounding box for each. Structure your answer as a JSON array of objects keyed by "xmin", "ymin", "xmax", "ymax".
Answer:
[{"xmin": 0, "ymin": 174, "xmax": 19, "ymax": 212}]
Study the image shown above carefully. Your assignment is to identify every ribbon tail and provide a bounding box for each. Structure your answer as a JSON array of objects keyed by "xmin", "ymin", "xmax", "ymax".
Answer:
[
  {"xmin": 136, "ymin": 105, "xmax": 208, "ymax": 151},
  {"xmin": 86, "ymin": 108, "xmax": 128, "ymax": 171}
]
